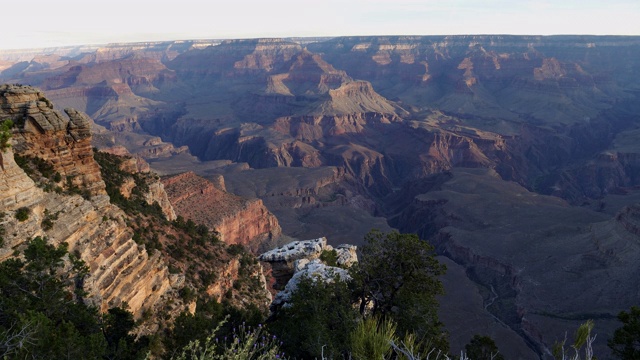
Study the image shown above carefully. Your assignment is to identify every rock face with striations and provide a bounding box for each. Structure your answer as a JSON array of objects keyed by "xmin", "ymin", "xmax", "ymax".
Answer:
[
  {"xmin": 0, "ymin": 85, "xmax": 180, "ymax": 321},
  {"xmin": 1, "ymin": 85, "xmax": 107, "ymax": 199},
  {"xmin": 162, "ymin": 171, "xmax": 281, "ymax": 250}
]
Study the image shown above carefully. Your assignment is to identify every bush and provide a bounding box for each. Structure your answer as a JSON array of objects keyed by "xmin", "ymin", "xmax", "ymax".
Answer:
[
  {"xmin": 179, "ymin": 287, "xmax": 197, "ymax": 303},
  {"xmin": 15, "ymin": 207, "xmax": 29, "ymax": 222},
  {"xmin": 351, "ymin": 230, "xmax": 448, "ymax": 350},
  {"xmin": 270, "ymin": 275, "xmax": 357, "ymax": 358},
  {"xmin": 465, "ymin": 335, "xmax": 504, "ymax": 360},
  {"xmin": 41, "ymin": 209, "xmax": 59, "ymax": 231},
  {"xmin": 608, "ymin": 307, "xmax": 640, "ymax": 359},
  {"xmin": 0, "ymin": 119, "xmax": 13, "ymax": 151},
  {"xmin": 226, "ymin": 244, "xmax": 246, "ymax": 256},
  {"xmin": 172, "ymin": 319, "xmax": 285, "ymax": 360},
  {"xmin": 320, "ymin": 249, "xmax": 339, "ymax": 267}
]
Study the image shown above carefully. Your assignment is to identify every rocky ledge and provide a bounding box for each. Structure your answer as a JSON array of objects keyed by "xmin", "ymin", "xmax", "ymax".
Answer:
[
  {"xmin": 1, "ymin": 84, "xmax": 107, "ymax": 199},
  {"xmin": 259, "ymin": 237, "xmax": 357, "ymax": 290},
  {"xmin": 259, "ymin": 238, "xmax": 357, "ymax": 310},
  {"xmin": 273, "ymin": 259, "xmax": 350, "ymax": 308}
]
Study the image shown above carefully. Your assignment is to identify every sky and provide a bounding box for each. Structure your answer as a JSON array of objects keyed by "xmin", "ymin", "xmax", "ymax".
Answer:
[{"xmin": 2, "ymin": 0, "xmax": 639, "ymax": 50}]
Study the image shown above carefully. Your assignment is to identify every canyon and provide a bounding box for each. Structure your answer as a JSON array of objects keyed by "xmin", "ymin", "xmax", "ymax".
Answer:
[
  {"xmin": 0, "ymin": 84, "xmax": 272, "ymax": 335},
  {"xmin": 2, "ymin": 35, "xmax": 640, "ymax": 358}
]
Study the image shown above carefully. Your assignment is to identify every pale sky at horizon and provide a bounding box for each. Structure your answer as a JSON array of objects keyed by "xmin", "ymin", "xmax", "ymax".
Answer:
[{"xmin": 2, "ymin": 0, "xmax": 639, "ymax": 50}]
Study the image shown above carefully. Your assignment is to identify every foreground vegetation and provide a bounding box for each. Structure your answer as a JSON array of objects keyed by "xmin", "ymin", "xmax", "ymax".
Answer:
[
  {"xmin": 2, "ymin": 230, "xmax": 640, "ymax": 359},
  {"xmin": 0, "ymin": 237, "xmax": 147, "ymax": 359}
]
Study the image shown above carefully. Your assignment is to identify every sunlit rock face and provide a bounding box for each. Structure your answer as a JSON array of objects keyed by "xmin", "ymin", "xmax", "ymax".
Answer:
[
  {"xmin": 162, "ymin": 171, "xmax": 282, "ymax": 250},
  {"xmin": 0, "ymin": 86, "xmax": 179, "ymax": 321}
]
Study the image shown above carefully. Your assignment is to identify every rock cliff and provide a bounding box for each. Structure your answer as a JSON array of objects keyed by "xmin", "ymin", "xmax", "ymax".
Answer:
[
  {"xmin": 1, "ymin": 85, "xmax": 107, "ymax": 198},
  {"xmin": 0, "ymin": 85, "xmax": 183, "ymax": 319},
  {"xmin": 1, "ymin": 85, "xmax": 274, "ymax": 330},
  {"xmin": 162, "ymin": 171, "xmax": 282, "ymax": 250},
  {"xmin": 99, "ymin": 146, "xmax": 177, "ymax": 221},
  {"xmin": 0, "ymin": 139, "xmax": 176, "ymax": 318}
]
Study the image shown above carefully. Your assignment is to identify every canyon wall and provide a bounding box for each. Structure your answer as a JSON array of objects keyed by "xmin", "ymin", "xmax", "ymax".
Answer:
[
  {"xmin": 1, "ymin": 85, "xmax": 106, "ymax": 198},
  {"xmin": 3, "ymin": 36, "xmax": 640, "ymax": 357},
  {"xmin": 0, "ymin": 141, "xmax": 175, "ymax": 317},
  {"xmin": 162, "ymin": 171, "xmax": 282, "ymax": 251},
  {"xmin": 1, "ymin": 85, "xmax": 274, "ymax": 328}
]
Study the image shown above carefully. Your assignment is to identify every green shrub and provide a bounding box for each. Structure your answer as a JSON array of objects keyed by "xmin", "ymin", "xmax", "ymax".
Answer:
[
  {"xmin": 172, "ymin": 319, "xmax": 285, "ymax": 360},
  {"xmin": 226, "ymin": 244, "xmax": 246, "ymax": 256},
  {"xmin": 270, "ymin": 275, "xmax": 357, "ymax": 358},
  {"xmin": 41, "ymin": 209, "xmax": 59, "ymax": 231},
  {"xmin": 179, "ymin": 286, "xmax": 197, "ymax": 303},
  {"xmin": 15, "ymin": 207, "xmax": 29, "ymax": 222},
  {"xmin": 465, "ymin": 335, "xmax": 505, "ymax": 360},
  {"xmin": 0, "ymin": 119, "xmax": 13, "ymax": 151},
  {"xmin": 608, "ymin": 307, "xmax": 640, "ymax": 360},
  {"xmin": 320, "ymin": 249, "xmax": 339, "ymax": 267}
]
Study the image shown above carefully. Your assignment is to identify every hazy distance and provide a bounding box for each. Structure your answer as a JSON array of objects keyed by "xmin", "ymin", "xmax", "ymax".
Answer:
[{"xmin": 2, "ymin": 0, "xmax": 639, "ymax": 50}]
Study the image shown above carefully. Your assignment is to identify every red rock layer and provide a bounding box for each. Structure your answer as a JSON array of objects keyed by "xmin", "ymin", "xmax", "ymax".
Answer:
[
  {"xmin": 1, "ymin": 85, "xmax": 106, "ymax": 198},
  {"xmin": 162, "ymin": 171, "xmax": 282, "ymax": 251}
]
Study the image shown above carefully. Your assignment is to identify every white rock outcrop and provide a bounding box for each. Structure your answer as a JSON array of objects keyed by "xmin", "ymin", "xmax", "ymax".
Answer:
[
  {"xmin": 259, "ymin": 237, "xmax": 326, "ymax": 262},
  {"xmin": 335, "ymin": 244, "xmax": 358, "ymax": 267},
  {"xmin": 273, "ymin": 259, "xmax": 351, "ymax": 307},
  {"xmin": 259, "ymin": 238, "xmax": 358, "ymax": 309}
]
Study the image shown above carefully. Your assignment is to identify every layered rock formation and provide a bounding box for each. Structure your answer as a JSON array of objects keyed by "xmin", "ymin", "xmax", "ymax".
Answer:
[
  {"xmin": 0, "ymin": 85, "xmax": 181, "ymax": 321},
  {"xmin": 161, "ymin": 171, "xmax": 281, "ymax": 250},
  {"xmin": 99, "ymin": 145, "xmax": 177, "ymax": 221},
  {"xmin": 1, "ymin": 85, "xmax": 106, "ymax": 198},
  {"xmin": 309, "ymin": 36, "xmax": 640, "ymax": 125},
  {"xmin": 0, "ymin": 85, "xmax": 276, "ymax": 332},
  {"xmin": 0, "ymin": 137, "xmax": 175, "ymax": 317}
]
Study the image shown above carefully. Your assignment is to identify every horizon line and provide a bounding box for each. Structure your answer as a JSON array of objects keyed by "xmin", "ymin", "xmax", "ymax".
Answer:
[{"xmin": 2, "ymin": 33, "xmax": 640, "ymax": 52}]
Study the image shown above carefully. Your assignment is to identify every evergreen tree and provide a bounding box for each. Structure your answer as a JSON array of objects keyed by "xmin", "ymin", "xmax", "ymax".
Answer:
[
  {"xmin": 465, "ymin": 335, "xmax": 504, "ymax": 360},
  {"xmin": 270, "ymin": 275, "xmax": 358, "ymax": 359},
  {"xmin": 0, "ymin": 237, "xmax": 145, "ymax": 359},
  {"xmin": 609, "ymin": 306, "xmax": 640, "ymax": 359},
  {"xmin": 351, "ymin": 230, "xmax": 448, "ymax": 351}
]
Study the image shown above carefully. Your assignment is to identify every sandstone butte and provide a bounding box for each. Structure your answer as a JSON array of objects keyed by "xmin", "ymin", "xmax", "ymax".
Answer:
[
  {"xmin": 161, "ymin": 171, "xmax": 282, "ymax": 252},
  {"xmin": 0, "ymin": 84, "xmax": 273, "ymax": 328}
]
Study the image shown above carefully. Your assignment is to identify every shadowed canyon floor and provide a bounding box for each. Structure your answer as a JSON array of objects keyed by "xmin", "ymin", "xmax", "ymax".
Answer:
[{"xmin": 3, "ymin": 35, "xmax": 640, "ymax": 358}]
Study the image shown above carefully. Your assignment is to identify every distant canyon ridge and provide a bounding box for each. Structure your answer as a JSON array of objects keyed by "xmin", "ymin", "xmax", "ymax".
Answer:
[{"xmin": 2, "ymin": 35, "xmax": 640, "ymax": 359}]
